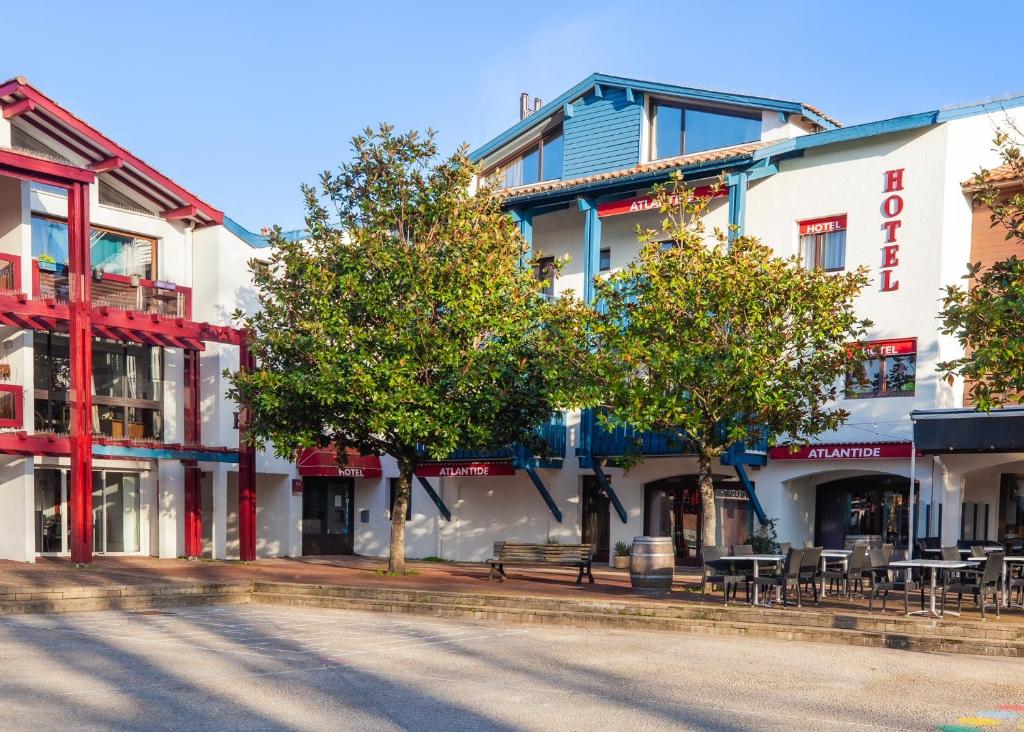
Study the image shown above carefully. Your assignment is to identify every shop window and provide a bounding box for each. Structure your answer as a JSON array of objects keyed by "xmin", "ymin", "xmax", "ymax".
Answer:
[
  {"xmin": 599, "ymin": 248, "xmax": 611, "ymax": 272},
  {"xmin": 847, "ymin": 338, "xmax": 917, "ymax": 399},
  {"xmin": 31, "ymin": 216, "xmax": 156, "ymax": 279},
  {"xmin": 534, "ymin": 256, "xmax": 556, "ymax": 299},
  {"xmin": 0, "ymin": 385, "xmax": 23, "ymax": 427},
  {"xmin": 799, "ymin": 215, "xmax": 847, "ymax": 271},
  {"xmin": 649, "ymin": 102, "xmax": 761, "ymax": 160},
  {"xmin": 388, "ymin": 478, "xmax": 412, "ymax": 521}
]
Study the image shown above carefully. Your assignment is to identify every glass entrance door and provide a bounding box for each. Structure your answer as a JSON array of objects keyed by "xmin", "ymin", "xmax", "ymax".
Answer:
[
  {"xmin": 581, "ymin": 476, "xmax": 611, "ymax": 563},
  {"xmin": 91, "ymin": 471, "xmax": 141, "ymax": 553},
  {"xmin": 34, "ymin": 468, "xmax": 65, "ymax": 553},
  {"xmin": 301, "ymin": 478, "xmax": 354, "ymax": 555}
]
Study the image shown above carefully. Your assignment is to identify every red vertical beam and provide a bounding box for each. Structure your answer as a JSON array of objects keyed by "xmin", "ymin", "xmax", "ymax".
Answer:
[
  {"xmin": 237, "ymin": 334, "xmax": 256, "ymax": 561},
  {"xmin": 67, "ymin": 181, "xmax": 93, "ymax": 565},
  {"xmin": 183, "ymin": 349, "xmax": 202, "ymax": 558}
]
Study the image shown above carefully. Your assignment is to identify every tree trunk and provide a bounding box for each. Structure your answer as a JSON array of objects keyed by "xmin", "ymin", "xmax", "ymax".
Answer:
[
  {"xmin": 388, "ymin": 459, "xmax": 414, "ymax": 574},
  {"xmin": 698, "ymin": 449, "xmax": 717, "ymax": 550}
]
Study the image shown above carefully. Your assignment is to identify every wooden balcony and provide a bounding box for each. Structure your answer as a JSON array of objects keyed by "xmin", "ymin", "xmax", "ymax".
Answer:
[{"xmin": 33, "ymin": 260, "xmax": 191, "ymax": 319}]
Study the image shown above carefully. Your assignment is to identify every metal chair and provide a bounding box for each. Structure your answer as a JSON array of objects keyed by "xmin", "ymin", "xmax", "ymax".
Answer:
[
  {"xmin": 751, "ymin": 548, "xmax": 804, "ymax": 607},
  {"xmin": 970, "ymin": 545, "xmax": 987, "ymax": 558},
  {"xmin": 942, "ymin": 552, "xmax": 1005, "ymax": 619},
  {"xmin": 798, "ymin": 547, "xmax": 822, "ymax": 603},
  {"xmin": 866, "ymin": 548, "xmax": 923, "ymax": 613},
  {"xmin": 701, "ymin": 545, "xmax": 745, "ymax": 605}
]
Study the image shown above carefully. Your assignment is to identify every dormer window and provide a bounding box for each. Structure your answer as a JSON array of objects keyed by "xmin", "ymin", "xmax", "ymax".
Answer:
[
  {"xmin": 649, "ymin": 102, "xmax": 761, "ymax": 160},
  {"xmin": 486, "ymin": 128, "xmax": 564, "ymax": 188}
]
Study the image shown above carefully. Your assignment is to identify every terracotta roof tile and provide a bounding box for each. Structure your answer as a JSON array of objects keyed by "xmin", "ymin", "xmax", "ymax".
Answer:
[
  {"xmin": 495, "ymin": 140, "xmax": 773, "ymax": 199},
  {"xmin": 962, "ymin": 162, "xmax": 1023, "ymax": 190},
  {"xmin": 801, "ymin": 103, "xmax": 842, "ymax": 129}
]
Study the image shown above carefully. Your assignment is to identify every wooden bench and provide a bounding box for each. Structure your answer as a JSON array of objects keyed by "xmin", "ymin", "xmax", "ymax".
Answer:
[{"xmin": 488, "ymin": 541, "xmax": 596, "ymax": 585}]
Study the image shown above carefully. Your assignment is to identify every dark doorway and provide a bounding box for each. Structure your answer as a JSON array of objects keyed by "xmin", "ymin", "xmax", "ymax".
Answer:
[
  {"xmin": 581, "ymin": 476, "xmax": 611, "ymax": 563},
  {"xmin": 643, "ymin": 476, "xmax": 753, "ymax": 566},
  {"xmin": 814, "ymin": 475, "xmax": 915, "ymax": 549},
  {"xmin": 302, "ymin": 477, "xmax": 354, "ymax": 555}
]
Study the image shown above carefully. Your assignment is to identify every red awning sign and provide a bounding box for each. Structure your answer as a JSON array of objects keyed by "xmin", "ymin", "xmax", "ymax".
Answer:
[
  {"xmin": 597, "ymin": 185, "xmax": 726, "ymax": 218},
  {"xmin": 769, "ymin": 442, "xmax": 915, "ymax": 461},
  {"xmin": 799, "ymin": 214, "xmax": 847, "ymax": 235},
  {"xmin": 865, "ymin": 338, "xmax": 916, "ymax": 357},
  {"xmin": 415, "ymin": 461, "xmax": 516, "ymax": 478},
  {"xmin": 297, "ymin": 447, "xmax": 382, "ymax": 478}
]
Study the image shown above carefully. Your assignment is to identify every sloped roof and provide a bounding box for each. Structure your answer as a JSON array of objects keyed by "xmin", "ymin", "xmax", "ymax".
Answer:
[
  {"xmin": 496, "ymin": 140, "xmax": 771, "ymax": 201},
  {"xmin": 0, "ymin": 76, "xmax": 222, "ymax": 226},
  {"xmin": 962, "ymin": 162, "xmax": 1022, "ymax": 190},
  {"xmin": 469, "ymin": 73, "xmax": 840, "ymax": 163}
]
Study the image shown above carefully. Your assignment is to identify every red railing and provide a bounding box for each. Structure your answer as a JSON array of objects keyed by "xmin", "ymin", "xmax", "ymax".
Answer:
[{"xmin": 32, "ymin": 258, "xmax": 192, "ymax": 318}]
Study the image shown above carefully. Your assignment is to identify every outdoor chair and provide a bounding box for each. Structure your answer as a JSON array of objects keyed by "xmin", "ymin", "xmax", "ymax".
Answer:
[
  {"xmin": 1010, "ymin": 564, "xmax": 1023, "ymax": 608},
  {"xmin": 823, "ymin": 544, "xmax": 868, "ymax": 598},
  {"xmin": 798, "ymin": 547, "xmax": 822, "ymax": 603},
  {"xmin": 751, "ymin": 548, "xmax": 804, "ymax": 607},
  {"xmin": 881, "ymin": 543, "xmax": 894, "ymax": 565},
  {"xmin": 940, "ymin": 546, "xmax": 972, "ymax": 586},
  {"xmin": 731, "ymin": 544, "xmax": 753, "ymax": 556},
  {"xmin": 700, "ymin": 545, "xmax": 746, "ymax": 605},
  {"xmin": 970, "ymin": 545, "xmax": 987, "ymax": 558},
  {"xmin": 942, "ymin": 552, "xmax": 1004, "ymax": 619},
  {"xmin": 866, "ymin": 548, "xmax": 924, "ymax": 614},
  {"xmin": 779, "ymin": 542, "xmax": 791, "ymax": 555}
]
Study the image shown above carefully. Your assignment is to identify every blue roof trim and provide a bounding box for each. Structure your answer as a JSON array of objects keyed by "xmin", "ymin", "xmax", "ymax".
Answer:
[
  {"xmin": 754, "ymin": 93, "xmax": 1024, "ymax": 161},
  {"xmin": 223, "ymin": 216, "xmax": 306, "ymax": 249},
  {"xmin": 469, "ymin": 72, "xmax": 816, "ymax": 162}
]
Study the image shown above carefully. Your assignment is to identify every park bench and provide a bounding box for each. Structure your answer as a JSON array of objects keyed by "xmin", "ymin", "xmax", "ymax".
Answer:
[{"xmin": 488, "ymin": 541, "xmax": 596, "ymax": 585}]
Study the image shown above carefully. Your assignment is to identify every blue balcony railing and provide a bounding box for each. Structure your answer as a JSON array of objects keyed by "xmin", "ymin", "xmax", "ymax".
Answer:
[
  {"xmin": 420, "ymin": 414, "xmax": 567, "ymax": 469},
  {"xmin": 578, "ymin": 408, "xmax": 767, "ymax": 466}
]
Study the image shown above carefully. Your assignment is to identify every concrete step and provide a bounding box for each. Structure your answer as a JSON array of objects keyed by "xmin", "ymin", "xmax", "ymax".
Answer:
[
  {"xmin": 251, "ymin": 582, "xmax": 1024, "ymax": 657},
  {"xmin": 0, "ymin": 582, "xmax": 251, "ymax": 616}
]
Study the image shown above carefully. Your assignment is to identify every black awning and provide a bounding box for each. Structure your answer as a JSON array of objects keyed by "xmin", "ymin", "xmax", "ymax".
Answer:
[{"xmin": 913, "ymin": 408, "xmax": 1024, "ymax": 453}]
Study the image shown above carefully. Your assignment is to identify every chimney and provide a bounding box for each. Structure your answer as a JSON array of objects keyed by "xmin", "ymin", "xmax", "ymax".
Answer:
[
  {"xmin": 520, "ymin": 92, "xmax": 531, "ymax": 121},
  {"xmin": 533, "ymin": 97, "xmax": 542, "ymax": 113}
]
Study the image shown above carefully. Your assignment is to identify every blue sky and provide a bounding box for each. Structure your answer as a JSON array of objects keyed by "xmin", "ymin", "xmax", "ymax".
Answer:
[{"xmin": 4, "ymin": 1, "xmax": 1020, "ymax": 231}]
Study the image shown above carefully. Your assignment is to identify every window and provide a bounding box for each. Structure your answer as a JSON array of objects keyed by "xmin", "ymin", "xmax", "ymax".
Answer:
[
  {"xmin": 649, "ymin": 102, "xmax": 761, "ymax": 160},
  {"xmin": 388, "ymin": 478, "xmax": 412, "ymax": 521},
  {"xmin": 31, "ymin": 216, "xmax": 156, "ymax": 279},
  {"xmin": 599, "ymin": 248, "xmax": 611, "ymax": 272},
  {"xmin": 0, "ymin": 385, "xmax": 23, "ymax": 428},
  {"xmin": 534, "ymin": 256, "xmax": 556, "ymax": 298},
  {"xmin": 33, "ymin": 332, "xmax": 163, "ymax": 438},
  {"xmin": 486, "ymin": 127, "xmax": 564, "ymax": 188},
  {"xmin": 799, "ymin": 215, "xmax": 847, "ymax": 271},
  {"xmin": 847, "ymin": 339, "xmax": 917, "ymax": 399}
]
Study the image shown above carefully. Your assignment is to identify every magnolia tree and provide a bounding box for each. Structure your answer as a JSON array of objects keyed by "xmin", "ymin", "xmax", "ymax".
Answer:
[
  {"xmin": 229, "ymin": 125, "xmax": 589, "ymax": 572},
  {"xmin": 939, "ymin": 126, "xmax": 1024, "ymax": 408},
  {"xmin": 589, "ymin": 175, "xmax": 871, "ymax": 547}
]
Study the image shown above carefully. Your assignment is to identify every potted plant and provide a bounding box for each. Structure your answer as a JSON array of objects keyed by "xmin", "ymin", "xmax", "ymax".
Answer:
[
  {"xmin": 613, "ymin": 540, "xmax": 631, "ymax": 569},
  {"xmin": 92, "ymin": 266, "xmax": 104, "ymax": 281},
  {"xmin": 130, "ymin": 274, "xmax": 141, "ymax": 287},
  {"xmin": 37, "ymin": 254, "xmax": 58, "ymax": 273}
]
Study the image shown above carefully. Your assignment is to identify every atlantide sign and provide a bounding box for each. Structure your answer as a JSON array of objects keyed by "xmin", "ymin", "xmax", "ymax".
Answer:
[
  {"xmin": 597, "ymin": 185, "xmax": 726, "ymax": 218},
  {"xmin": 416, "ymin": 462, "xmax": 516, "ymax": 478},
  {"xmin": 880, "ymin": 168, "xmax": 904, "ymax": 292},
  {"xmin": 768, "ymin": 442, "xmax": 915, "ymax": 461}
]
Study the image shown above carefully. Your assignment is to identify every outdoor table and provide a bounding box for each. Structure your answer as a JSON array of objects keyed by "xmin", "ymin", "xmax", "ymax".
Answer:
[
  {"xmin": 819, "ymin": 549, "xmax": 852, "ymax": 598},
  {"xmin": 923, "ymin": 548, "xmax": 970, "ymax": 556},
  {"xmin": 889, "ymin": 559, "xmax": 969, "ymax": 618},
  {"xmin": 723, "ymin": 554, "xmax": 785, "ymax": 606}
]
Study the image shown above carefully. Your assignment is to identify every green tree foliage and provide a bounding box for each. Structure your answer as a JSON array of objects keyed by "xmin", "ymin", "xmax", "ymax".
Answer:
[
  {"xmin": 939, "ymin": 126, "xmax": 1024, "ymax": 409},
  {"xmin": 228, "ymin": 125, "xmax": 589, "ymax": 572},
  {"xmin": 588, "ymin": 175, "xmax": 870, "ymax": 546}
]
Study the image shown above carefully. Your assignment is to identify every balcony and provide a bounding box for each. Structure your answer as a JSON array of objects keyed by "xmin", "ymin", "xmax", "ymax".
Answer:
[
  {"xmin": 34, "ymin": 260, "xmax": 190, "ymax": 318},
  {"xmin": 422, "ymin": 414, "xmax": 567, "ymax": 469},
  {"xmin": 579, "ymin": 408, "xmax": 768, "ymax": 465}
]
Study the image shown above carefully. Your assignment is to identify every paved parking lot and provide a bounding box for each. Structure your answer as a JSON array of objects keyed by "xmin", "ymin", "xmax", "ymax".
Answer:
[{"xmin": 0, "ymin": 604, "xmax": 1020, "ymax": 731}]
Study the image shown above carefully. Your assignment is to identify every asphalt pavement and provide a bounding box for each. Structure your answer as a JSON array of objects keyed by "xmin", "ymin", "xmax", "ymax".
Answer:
[{"xmin": 0, "ymin": 604, "xmax": 1020, "ymax": 731}]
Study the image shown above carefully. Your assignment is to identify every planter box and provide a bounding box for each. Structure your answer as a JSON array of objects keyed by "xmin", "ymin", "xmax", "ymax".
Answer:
[
  {"xmin": 37, "ymin": 261, "xmax": 58, "ymax": 273},
  {"xmin": 613, "ymin": 556, "xmax": 630, "ymax": 570}
]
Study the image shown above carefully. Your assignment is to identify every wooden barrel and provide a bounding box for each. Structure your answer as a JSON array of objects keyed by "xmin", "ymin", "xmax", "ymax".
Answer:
[{"xmin": 629, "ymin": 536, "xmax": 674, "ymax": 595}]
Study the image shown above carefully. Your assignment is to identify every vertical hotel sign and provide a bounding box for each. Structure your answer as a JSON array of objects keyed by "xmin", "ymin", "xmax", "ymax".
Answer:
[{"xmin": 880, "ymin": 168, "xmax": 904, "ymax": 291}]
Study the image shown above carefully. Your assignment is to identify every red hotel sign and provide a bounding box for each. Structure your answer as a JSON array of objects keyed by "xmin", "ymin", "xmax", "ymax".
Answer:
[
  {"xmin": 799, "ymin": 214, "xmax": 847, "ymax": 236},
  {"xmin": 880, "ymin": 168, "xmax": 904, "ymax": 292},
  {"xmin": 768, "ymin": 442, "xmax": 916, "ymax": 461},
  {"xmin": 597, "ymin": 185, "xmax": 726, "ymax": 218},
  {"xmin": 415, "ymin": 462, "xmax": 516, "ymax": 478},
  {"xmin": 865, "ymin": 338, "xmax": 915, "ymax": 357}
]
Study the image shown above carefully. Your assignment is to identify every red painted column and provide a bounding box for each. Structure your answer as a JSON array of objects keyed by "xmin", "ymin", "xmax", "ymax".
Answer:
[
  {"xmin": 67, "ymin": 181, "xmax": 94, "ymax": 565},
  {"xmin": 237, "ymin": 334, "xmax": 256, "ymax": 561},
  {"xmin": 183, "ymin": 349, "xmax": 202, "ymax": 558}
]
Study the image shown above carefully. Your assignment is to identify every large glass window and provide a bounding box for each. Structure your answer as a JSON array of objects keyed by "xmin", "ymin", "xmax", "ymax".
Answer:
[
  {"xmin": 488, "ymin": 127, "xmax": 564, "ymax": 188},
  {"xmin": 34, "ymin": 333, "xmax": 163, "ymax": 439},
  {"xmin": 847, "ymin": 339, "xmax": 917, "ymax": 399},
  {"xmin": 650, "ymin": 103, "xmax": 761, "ymax": 160},
  {"xmin": 31, "ymin": 216, "xmax": 155, "ymax": 279},
  {"xmin": 541, "ymin": 131, "xmax": 564, "ymax": 182}
]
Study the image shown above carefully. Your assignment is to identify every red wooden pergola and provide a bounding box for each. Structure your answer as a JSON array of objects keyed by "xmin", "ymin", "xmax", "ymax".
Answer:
[{"xmin": 0, "ymin": 78, "xmax": 258, "ymax": 563}]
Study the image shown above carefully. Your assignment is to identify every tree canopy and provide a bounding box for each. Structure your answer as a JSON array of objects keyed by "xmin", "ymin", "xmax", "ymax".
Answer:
[
  {"xmin": 228, "ymin": 125, "xmax": 589, "ymax": 571},
  {"xmin": 588, "ymin": 175, "xmax": 871, "ymax": 545}
]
